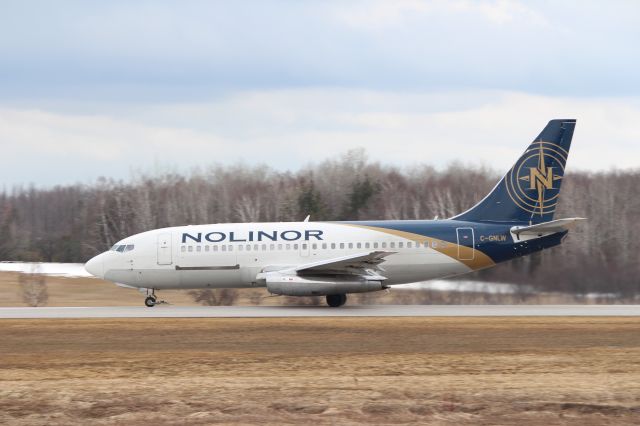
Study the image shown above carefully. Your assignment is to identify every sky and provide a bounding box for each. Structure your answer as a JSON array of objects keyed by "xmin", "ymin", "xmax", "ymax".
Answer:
[{"xmin": 1, "ymin": 0, "xmax": 639, "ymax": 187}]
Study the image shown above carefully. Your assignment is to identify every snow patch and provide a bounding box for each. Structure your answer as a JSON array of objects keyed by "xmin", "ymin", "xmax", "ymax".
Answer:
[
  {"xmin": 0, "ymin": 262, "xmax": 92, "ymax": 278},
  {"xmin": 395, "ymin": 280, "xmax": 526, "ymax": 294}
]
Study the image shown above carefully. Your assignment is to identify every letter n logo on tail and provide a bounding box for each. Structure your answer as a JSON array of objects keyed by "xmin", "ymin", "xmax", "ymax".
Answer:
[{"xmin": 507, "ymin": 142, "xmax": 567, "ymax": 217}]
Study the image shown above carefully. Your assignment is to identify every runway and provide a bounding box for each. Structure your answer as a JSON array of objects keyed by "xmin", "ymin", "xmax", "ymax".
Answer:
[{"xmin": 0, "ymin": 305, "xmax": 638, "ymax": 318}]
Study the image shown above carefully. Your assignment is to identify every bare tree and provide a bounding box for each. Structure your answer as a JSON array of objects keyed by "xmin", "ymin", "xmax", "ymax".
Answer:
[
  {"xmin": 19, "ymin": 264, "xmax": 49, "ymax": 307},
  {"xmin": 1, "ymin": 153, "xmax": 639, "ymax": 298}
]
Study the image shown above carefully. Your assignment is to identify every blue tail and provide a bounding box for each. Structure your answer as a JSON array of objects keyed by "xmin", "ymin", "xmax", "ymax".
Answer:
[{"xmin": 453, "ymin": 119, "xmax": 576, "ymax": 224}]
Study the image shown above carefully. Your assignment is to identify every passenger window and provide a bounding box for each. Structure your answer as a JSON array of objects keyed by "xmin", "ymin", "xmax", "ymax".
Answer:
[
  {"xmin": 294, "ymin": 244, "xmax": 299, "ymax": 250},
  {"xmin": 228, "ymin": 245, "xmax": 233, "ymax": 252},
  {"xmin": 373, "ymin": 242, "xmax": 378, "ymax": 248},
  {"xmin": 238, "ymin": 245, "xmax": 243, "ymax": 251},
  {"xmin": 205, "ymin": 245, "xmax": 209, "ymax": 252},
  {"xmin": 407, "ymin": 242, "xmax": 413, "ymax": 249},
  {"xmin": 254, "ymin": 244, "xmax": 259, "ymax": 251},
  {"xmin": 398, "ymin": 242, "xmax": 403, "ymax": 248},
  {"xmin": 365, "ymin": 242, "xmax": 370, "ymax": 249},
  {"xmin": 331, "ymin": 243, "xmax": 336, "ymax": 249},
  {"xmin": 312, "ymin": 243, "xmax": 317, "ymax": 249},
  {"xmin": 302, "ymin": 243, "xmax": 307, "ymax": 250},
  {"xmin": 214, "ymin": 245, "xmax": 219, "ymax": 252},
  {"xmin": 222, "ymin": 245, "xmax": 227, "ymax": 252},
  {"xmin": 381, "ymin": 242, "xmax": 387, "ymax": 248},
  {"xmin": 348, "ymin": 243, "xmax": 353, "ymax": 249},
  {"xmin": 278, "ymin": 244, "xmax": 283, "ymax": 250},
  {"xmin": 390, "ymin": 242, "xmax": 395, "ymax": 249},
  {"xmin": 188, "ymin": 246, "xmax": 193, "ymax": 252},
  {"xmin": 262, "ymin": 244, "xmax": 267, "ymax": 251},
  {"xmin": 196, "ymin": 246, "xmax": 201, "ymax": 252},
  {"xmin": 357, "ymin": 242, "xmax": 362, "ymax": 249},
  {"xmin": 339, "ymin": 243, "xmax": 345, "ymax": 249},
  {"xmin": 286, "ymin": 244, "xmax": 291, "ymax": 250},
  {"xmin": 322, "ymin": 243, "xmax": 327, "ymax": 249},
  {"xmin": 270, "ymin": 244, "xmax": 275, "ymax": 250},
  {"xmin": 432, "ymin": 241, "xmax": 438, "ymax": 248},
  {"xmin": 181, "ymin": 246, "xmax": 186, "ymax": 253}
]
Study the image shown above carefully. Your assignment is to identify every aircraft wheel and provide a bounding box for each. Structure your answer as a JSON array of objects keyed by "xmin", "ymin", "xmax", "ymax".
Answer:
[
  {"xmin": 326, "ymin": 294, "xmax": 346, "ymax": 308},
  {"xmin": 144, "ymin": 296, "xmax": 156, "ymax": 308}
]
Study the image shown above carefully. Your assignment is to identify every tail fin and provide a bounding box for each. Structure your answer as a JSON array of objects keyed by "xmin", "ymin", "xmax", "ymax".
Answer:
[{"xmin": 452, "ymin": 119, "xmax": 576, "ymax": 224}]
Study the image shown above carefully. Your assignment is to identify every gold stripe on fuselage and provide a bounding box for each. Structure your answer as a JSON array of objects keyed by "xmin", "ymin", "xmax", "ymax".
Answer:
[{"xmin": 343, "ymin": 224, "xmax": 495, "ymax": 270}]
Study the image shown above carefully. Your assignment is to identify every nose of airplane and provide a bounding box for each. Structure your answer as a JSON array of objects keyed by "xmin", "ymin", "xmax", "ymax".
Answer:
[{"xmin": 85, "ymin": 253, "xmax": 105, "ymax": 279}]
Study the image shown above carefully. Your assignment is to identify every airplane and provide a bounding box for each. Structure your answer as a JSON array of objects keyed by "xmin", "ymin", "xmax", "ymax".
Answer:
[{"xmin": 85, "ymin": 119, "xmax": 583, "ymax": 307}]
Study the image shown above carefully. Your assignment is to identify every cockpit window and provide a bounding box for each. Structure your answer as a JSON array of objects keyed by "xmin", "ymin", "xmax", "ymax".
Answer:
[{"xmin": 110, "ymin": 243, "xmax": 134, "ymax": 252}]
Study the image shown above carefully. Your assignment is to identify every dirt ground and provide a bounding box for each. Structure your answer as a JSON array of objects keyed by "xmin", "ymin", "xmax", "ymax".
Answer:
[{"xmin": 1, "ymin": 317, "xmax": 640, "ymax": 425}]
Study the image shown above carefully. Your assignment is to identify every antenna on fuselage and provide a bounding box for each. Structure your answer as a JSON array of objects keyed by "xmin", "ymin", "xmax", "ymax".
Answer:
[{"xmin": 303, "ymin": 215, "xmax": 310, "ymax": 222}]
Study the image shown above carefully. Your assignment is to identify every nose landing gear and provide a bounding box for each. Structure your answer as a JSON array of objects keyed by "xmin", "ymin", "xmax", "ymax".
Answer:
[{"xmin": 144, "ymin": 289, "xmax": 166, "ymax": 307}]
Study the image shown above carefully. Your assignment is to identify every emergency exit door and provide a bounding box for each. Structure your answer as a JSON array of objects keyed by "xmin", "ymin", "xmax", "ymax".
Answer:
[{"xmin": 157, "ymin": 233, "xmax": 173, "ymax": 265}]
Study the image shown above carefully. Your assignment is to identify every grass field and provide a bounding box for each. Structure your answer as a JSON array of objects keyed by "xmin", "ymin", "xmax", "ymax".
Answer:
[
  {"xmin": 0, "ymin": 271, "xmax": 623, "ymax": 307},
  {"xmin": 2, "ymin": 317, "xmax": 640, "ymax": 425}
]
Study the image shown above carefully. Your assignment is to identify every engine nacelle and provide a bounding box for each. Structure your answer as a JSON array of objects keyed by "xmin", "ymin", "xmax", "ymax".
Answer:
[{"xmin": 261, "ymin": 273, "xmax": 385, "ymax": 296}]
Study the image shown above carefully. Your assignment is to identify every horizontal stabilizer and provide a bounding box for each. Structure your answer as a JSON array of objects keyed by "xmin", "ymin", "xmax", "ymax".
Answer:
[{"xmin": 511, "ymin": 217, "xmax": 586, "ymax": 236}]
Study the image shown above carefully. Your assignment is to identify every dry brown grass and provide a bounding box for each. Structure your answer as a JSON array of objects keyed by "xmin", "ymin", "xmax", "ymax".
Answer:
[
  {"xmin": 0, "ymin": 271, "xmax": 194, "ymax": 307},
  {"xmin": 1, "ymin": 317, "xmax": 640, "ymax": 425},
  {"xmin": 0, "ymin": 271, "xmax": 620, "ymax": 308}
]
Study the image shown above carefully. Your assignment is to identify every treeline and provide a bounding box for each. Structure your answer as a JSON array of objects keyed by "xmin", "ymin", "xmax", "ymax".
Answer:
[{"xmin": 1, "ymin": 150, "xmax": 638, "ymax": 296}]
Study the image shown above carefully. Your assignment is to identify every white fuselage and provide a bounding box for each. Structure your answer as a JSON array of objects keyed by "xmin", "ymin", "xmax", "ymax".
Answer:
[{"xmin": 86, "ymin": 221, "xmax": 474, "ymax": 290}]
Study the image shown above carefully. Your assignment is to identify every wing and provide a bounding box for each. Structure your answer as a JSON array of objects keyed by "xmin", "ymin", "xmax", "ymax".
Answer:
[
  {"xmin": 259, "ymin": 251, "xmax": 395, "ymax": 282},
  {"xmin": 295, "ymin": 250, "xmax": 394, "ymax": 274}
]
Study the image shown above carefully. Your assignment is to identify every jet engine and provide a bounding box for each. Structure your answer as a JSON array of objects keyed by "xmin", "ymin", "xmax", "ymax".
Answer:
[{"xmin": 259, "ymin": 272, "xmax": 385, "ymax": 296}]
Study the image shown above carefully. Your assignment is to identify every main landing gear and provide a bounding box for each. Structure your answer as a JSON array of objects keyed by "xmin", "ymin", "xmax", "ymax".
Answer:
[
  {"xmin": 326, "ymin": 294, "xmax": 347, "ymax": 307},
  {"xmin": 144, "ymin": 289, "xmax": 166, "ymax": 307}
]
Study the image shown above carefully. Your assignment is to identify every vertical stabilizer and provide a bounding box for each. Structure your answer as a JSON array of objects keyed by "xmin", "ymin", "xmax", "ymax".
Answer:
[{"xmin": 452, "ymin": 119, "xmax": 576, "ymax": 224}]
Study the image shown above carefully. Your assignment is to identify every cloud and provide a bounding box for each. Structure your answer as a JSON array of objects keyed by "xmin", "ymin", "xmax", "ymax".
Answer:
[
  {"xmin": 0, "ymin": 107, "xmax": 232, "ymax": 186},
  {"xmin": 332, "ymin": 0, "xmax": 548, "ymax": 30},
  {"xmin": 0, "ymin": 1, "xmax": 638, "ymax": 99},
  {"xmin": 1, "ymin": 89, "xmax": 638, "ymax": 186},
  {"xmin": 331, "ymin": 0, "xmax": 432, "ymax": 30},
  {"xmin": 0, "ymin": 2, "xmax": 638, "ymax": 186},
  {"xmin": 460, "ymin": 0, "xmax": 549, "ymax": 25}
]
